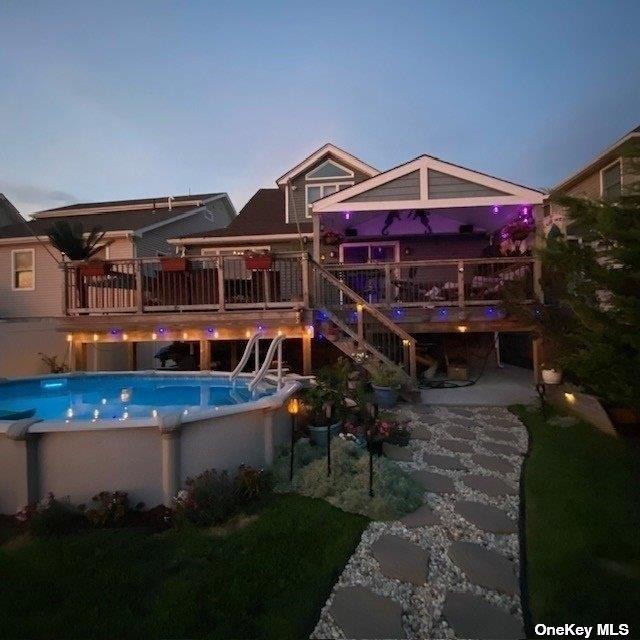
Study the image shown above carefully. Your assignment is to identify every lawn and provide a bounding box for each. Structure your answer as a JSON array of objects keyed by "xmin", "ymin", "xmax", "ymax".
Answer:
[
  {"xmin": 0, "ymin": 494, "xmax": 368, "ymax": 640},
  {"xmin": 513, "ymin": 405, "xmax": 640, "ymax": 635}
]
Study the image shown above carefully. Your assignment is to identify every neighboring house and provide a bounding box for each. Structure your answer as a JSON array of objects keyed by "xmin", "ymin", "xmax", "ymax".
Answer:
[
  {"xmin": 0, "ymin": 193, "xmax": 235, "ymax": 377},
  {"xmin": 0, "ymin": 194, "xmax": 23, "ymax": 229},
  {"xmin": 0, "ymin": 193, "xmax": 236, "ymax": 319},
  {"xmin": 545, "ymin": 125, "xmax": 640, "ymax": 236}
]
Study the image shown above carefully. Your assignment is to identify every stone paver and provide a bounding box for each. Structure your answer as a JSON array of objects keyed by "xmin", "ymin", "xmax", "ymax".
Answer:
[
  {"xmin": 423, "ymin": 452, "xmax": 467, "ymax": 471},
  {"xmin": 371, "ymin": 534, "xmax": 430, "ymax": 585},
  {"xmin": 482, "ymin": 441, "xmax": 521, "ymax": 456},
  {"xmin": 437, "ymin": 438, "xmax": 475, "ymax": 454},
  {"xmin": 448, "ymin": 541, "xmax": 519, "ymax": 595},
  {"xmin": 447, "ymin": 425, "xmax": 476, "ymax": 440},
  {"xmin": 401, "ymin": 503, "xmax": 440, "ymax": 528},
  {"xmin": 382, "ymin": 442, "xmax": 414, "ymax": 461},
  {"xmin": 411, "ymin": 469, "xmax": 456, "ymax": 494},
  {"xmin": 464, "ymin": 474, "xmax": 518, "ymax": 497},
  {"xmin": 471, "ymin": 454, "xmax": 516, "ymax": 474},
  {"xmin": 484, "ymin": 429, "xmax": 518, "ymax": 443},
  {"xmin": 443, "ymin": 592, "xmax": 524, "ymax": 639},
  {"xmin": 329, "ymin": 586, "xmax": 405, "ymax": 639},
  {"xmin": 410, "ymin": 424, "xmax": 432, "ymax": 441},
  {"xmin": 455, "ymin": 500, "xmax": 517, "ymax": 534}
]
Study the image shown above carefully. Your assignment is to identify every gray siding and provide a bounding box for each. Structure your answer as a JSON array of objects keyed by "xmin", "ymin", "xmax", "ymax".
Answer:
[
  {"xmin": 428, "ymin": 169, "xmax": 507, "ymax": 199},
  {"xmin": 287, "ymin": 154, "xmax": 371, "ymax": 222},
  {"xmin": 345, "ymin": 171, "xmax": 420, "ymax": 203},
  {"xmin": 135, "ymin": 199, "xmax": 235, "ymax": 257}
]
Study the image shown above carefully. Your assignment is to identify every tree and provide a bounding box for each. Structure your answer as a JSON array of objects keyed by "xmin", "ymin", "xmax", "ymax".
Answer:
[
  {"xmin": 47, "ymin": 221, "xmax": 108, "ymax": 261},
  {"xmin": 506, "ymin": 144, "xmax": 640, "ymax": 410}
]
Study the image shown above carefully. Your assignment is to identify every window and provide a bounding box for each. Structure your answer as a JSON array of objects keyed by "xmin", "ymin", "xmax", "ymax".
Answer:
[
  {"xmin": 340, "ymin": 242, "xmax": 399, "ymax": 264},
  {"xmin": 305, "ymin": 182, "xmax": 353, "ymax": 215},
  {"xmin": 11, "ymin": 249, "xmax": 35, "ymax": 290},
  {"xmin": 305, "ymin": 159, "xmax": 354, "ymax": 180},
  {"xmin": 601, "ymin": 160, "xmax": 622, "ymax": 201}
]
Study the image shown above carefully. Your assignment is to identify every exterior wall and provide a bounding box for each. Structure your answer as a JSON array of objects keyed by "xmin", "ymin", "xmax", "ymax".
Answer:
[
  {"xmin": 0, "ymin": 237, "xmax": 134, "ymax": 319},
  {"xmin": 135, "ymin": 199, "xmax": 235, "ymax": 257},
  {"xmin": 287, "ymin": 154, "xmax": 371, "ymax": 222},
  {"xmin": 428, "ymin": 169, "xmax": 507, "ymax": 199},
  {"xmin": 346, "ymin": 171, "xmax": 420, "ymax": 203},
  {"xmin": 0, "ymin": 318, "xmax": 68, "ymax": 377},
  {"xmin": 188, "ymin": 238, "xmax": 305, "ymax": 256}
]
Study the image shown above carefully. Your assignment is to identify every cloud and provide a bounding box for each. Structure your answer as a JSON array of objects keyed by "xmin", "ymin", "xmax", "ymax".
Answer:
[{"xmin": 0, "ymin": 180, "xmax": 77, "ymax": 214}]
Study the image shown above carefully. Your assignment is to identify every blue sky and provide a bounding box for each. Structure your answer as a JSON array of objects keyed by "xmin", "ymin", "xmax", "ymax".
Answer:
[{"xmin": 1, "ymin": 0, "xmax": 639, "ymax": 215}]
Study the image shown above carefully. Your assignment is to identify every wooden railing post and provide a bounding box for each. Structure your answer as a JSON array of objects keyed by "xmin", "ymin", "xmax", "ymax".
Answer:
[
  {"xmin": 135, "ymin": 261, "xmax": 144, "ymax": 313},
  {"xmin": 301, "ymin": 253, "xmax": 310, "ymax": 308},
  {"xmin": 457, "ymin": 260, "xmax": 465, "ymax": 309},
  {"xmin": 384, "ymin": 263, "xmax": 392, "ymax": 307},
  {"xmin": 217, "ymin": 257, "xmax": 226, "ymax": 311},
  {"xmin": 356, "ymin": 303, "xmax": 364, "ymax": 345},
  {"xmin": 263, "ymin": 269, "xmax": 270, "ymax": 309}
]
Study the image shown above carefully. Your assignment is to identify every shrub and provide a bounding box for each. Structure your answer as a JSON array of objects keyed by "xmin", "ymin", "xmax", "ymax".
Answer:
[
  {"xmin": 174, "ymin": 465, "xmax": 269, "ymax": 526},
  {"xmin": 17, "ymin": 494, "xmax": 86, "ymax": 537},
  {"xmin": 370, "ymin": 365, "xmax": 405, "ymax": 389},
  {"xmin": 85, "ymin": 491, "xmax": 144, "ymax": 528},
  {"xmin": 271, "ymin": 439, "xmax": 325, "ymax": 491},
  {"xmin": 274, "ymin": 438, "xmax": 423, "ymax": 520}
]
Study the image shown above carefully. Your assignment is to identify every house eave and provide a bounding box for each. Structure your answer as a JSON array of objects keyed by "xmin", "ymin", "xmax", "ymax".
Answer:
[{"xmin": 168, "ymin": 232, "xmax": 313, "ymax": 246}]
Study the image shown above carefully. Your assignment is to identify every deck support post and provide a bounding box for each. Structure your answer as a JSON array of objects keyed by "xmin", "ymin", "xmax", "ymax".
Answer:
[
  {"xmin": 312, "ymin": 214, "xmax": 321, "ymax": 262},
  {"xmin": 157, "ymin": 414, "xmax": 182, "ymax": 507},
  {"xmin": 126, "ymin": 342, "xmax": 137, "ymax": 371},
  {"xmin": 302, "ymin": 336, "xmax": 312, "ymax": 375},
  {"xmin": 199, "ymin": 340, "xmax": 211, "ymax": 371}
]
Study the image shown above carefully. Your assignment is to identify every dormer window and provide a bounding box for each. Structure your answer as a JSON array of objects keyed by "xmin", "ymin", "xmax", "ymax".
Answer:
[
  {"xmin": 601, "ymin": 160, "xmax": 622, "ymax": 201},
  {"xmin": 306, "ymin": 159, "xmax": 354, "ymax": 181}
]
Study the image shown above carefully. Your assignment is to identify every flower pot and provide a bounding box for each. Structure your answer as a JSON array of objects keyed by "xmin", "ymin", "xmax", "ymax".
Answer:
[
  {"xmin": 79, "ymin": 261, "xmax": 110, "ymax": 277},
  {"xmin": 161, "ymin": 257, "xmax": 190, "ymax": 272},
  {"xmin": 244, "ymin": 255, "xmax": 273, "ymax": 270},
  {"xmin": 308, "ymin": 421, "xmax": 342, "ymax": 447},
  {"xmin": 371, "ymin": 384, "xmax": 401, "ymax": 408},
  {"xmin": 541, "ymin": 368, "xmax": 562, "ymax": 385}
]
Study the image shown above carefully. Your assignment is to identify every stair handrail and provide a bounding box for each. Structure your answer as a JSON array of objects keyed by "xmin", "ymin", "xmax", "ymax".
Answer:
[
  {"xmin": 309, "ymin": 258, "xmax": 417, "ymax": 379},
  {"xmin": 229, "ymin": 332, "xmax": 262, "ymax": 380},
  {"xmin": 248, "ymin": 334, "xmax": 285, "ymax": 393}
]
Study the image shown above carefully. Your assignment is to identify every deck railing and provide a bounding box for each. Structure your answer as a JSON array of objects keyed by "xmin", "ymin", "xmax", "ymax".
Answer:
[
  {"xmin": 63, "ymin": 253, "xmax": 308, "ymax": 315},
  {"xmin": 62, "ymin": 254, "xmax": 536, "ymax": 315},
  {"xmin": 324, "ymin": 257, "xmax": 536, "ymax": 308}
]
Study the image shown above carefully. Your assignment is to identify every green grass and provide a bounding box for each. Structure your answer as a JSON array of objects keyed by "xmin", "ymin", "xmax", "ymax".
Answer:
[
  {"xmin": 513, "ymin": 405, "xmax": 640, "ymax": 634},
  {"xmin": 0, "ymin": 494, "xmax": 368, "ymax": 640}
]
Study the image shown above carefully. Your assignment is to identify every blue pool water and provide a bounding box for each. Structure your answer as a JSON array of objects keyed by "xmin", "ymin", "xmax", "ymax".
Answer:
[{"xmin": 0, "ymin": 374, "xmax": 274, "ymax": 422}]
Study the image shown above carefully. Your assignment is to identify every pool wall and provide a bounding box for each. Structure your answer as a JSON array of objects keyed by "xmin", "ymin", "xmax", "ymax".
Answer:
[{"xmin": 0, "ymin": 372, "xmax": 298, "ymax": 515}]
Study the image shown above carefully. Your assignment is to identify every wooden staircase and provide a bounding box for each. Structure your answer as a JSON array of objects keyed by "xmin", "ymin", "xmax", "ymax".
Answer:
[{"xmin": 309, "ymin": 258, "xmax": 417, "ymax": 385}]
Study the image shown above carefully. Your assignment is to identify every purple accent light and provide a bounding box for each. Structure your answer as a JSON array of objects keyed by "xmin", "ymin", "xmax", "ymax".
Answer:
[
  {"xmin": 110, "ymin": 328, "xmax": 119, "ymax": 335},
  {"xmin": 345, "ymin": 212, "xmax": 350, "ymax": 221},
  {"xmin": 206, "ymin": 327, "xmax": 215, "ymax": 334},
  {"xmin": 492, "ymin": 205, "xmax": 499, "ymax": 215},
  {"xmin": 438, "ymin": 308, "xmax": 449, "ymax": 318},
  {"xmin": 158, "ymin": 327, "xmax": 166, "ymax": 334}
]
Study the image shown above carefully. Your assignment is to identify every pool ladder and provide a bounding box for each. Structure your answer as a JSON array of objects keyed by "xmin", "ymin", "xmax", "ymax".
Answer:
[{"xmin": 229, "ymin": 332, "xmax": 285, "ymax": 393}]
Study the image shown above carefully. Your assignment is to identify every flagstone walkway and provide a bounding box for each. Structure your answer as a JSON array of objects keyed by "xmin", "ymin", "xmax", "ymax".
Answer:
[{"xmin": 311, "ymin": 405, "xmax": 528, "ymax": 640}]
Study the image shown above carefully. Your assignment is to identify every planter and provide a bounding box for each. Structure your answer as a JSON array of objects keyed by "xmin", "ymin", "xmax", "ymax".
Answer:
[
  {"xmin": 160, "ymin": 257, "xmax": 190, "ymax": 272},
  {"xmin": 308, "ymin": 421, "xmax": 342, "ymax": 447},
  {"xmin": 371, "ymin": 384, "xmax": 401, "ymax": 408},
  {"xmin": 244, "ymin": 255, "xmax": 273, "ymax": 270},
  {"xmin": 541, "ymin": 368, "xmax": 562, "ymax": 385},
  {"xmin": 79, "ymin": 261, "xmax": 110, "ymax": 277}
]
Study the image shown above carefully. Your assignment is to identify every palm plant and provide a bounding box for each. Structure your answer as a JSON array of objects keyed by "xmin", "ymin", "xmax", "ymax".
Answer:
[{"xmin": 47, "ymin": 221, "xmax": 108, "ymax": 261}]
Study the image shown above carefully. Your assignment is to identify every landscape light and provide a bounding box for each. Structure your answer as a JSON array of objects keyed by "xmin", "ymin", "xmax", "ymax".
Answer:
[
  {"xmin": 564, "ymin": 392, "xmax": 576, "ymax": 404},
  {"xmin": 287, "ymin": 397, "xmax": 300, "ymax": 415}
]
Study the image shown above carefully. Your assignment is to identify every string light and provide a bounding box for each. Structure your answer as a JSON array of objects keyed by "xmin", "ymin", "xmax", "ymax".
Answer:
[
  {"xmin": 182, "ymin": 331, "xmax": 189, "ymax": 340},
  {"xmin": 245, "ymin": 330, "xmax": 251, "ymax": 338},
  {"xmin": 151, "ymin": 332, "xmax": 158, "ymax": 340},
  {"xmin": 122, "ymin": 333, "xmax": 129, "ymax": 341},
  {"xmin": 457, "ymin": 325, "xmax": 468, "ymax": 333},
  {"xmin": 306, "ymin": 325, "xmax": 315, "ymax": 338},
  {"xmin": 66, "ymin": 334, "xmax": 73, "ymax": 342},
  {"xmin": 93, "ymin": 333, "xmax": 99, "ymax": 341}
]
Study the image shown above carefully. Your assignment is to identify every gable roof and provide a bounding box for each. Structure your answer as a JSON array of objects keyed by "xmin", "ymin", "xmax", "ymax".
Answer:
[
  {"xmin": 276, "ymin": 143, "xmax": 379, "ymax": 185},
  {"xmin": 312, "ymin": 154, "xmax": 545, "ymax": 213},
  {"xmin": 0, "ymin": 193, "xmax": 233, "ymax": 242},
  {"xmin": 175, "ymin": 189, "xmax": 312, "ymax": 244},
  {"xmin": 552, "ymin": 125, "xmax": 640, "ymax": 193},
  {"xmin": 0, "ymin": 194, "xmax": 24, "ymax": 227}
]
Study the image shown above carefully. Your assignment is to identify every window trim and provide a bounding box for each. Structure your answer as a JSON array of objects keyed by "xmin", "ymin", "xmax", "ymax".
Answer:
[
  {"xmin": 305, "ymin": 159, "xmax": 355, "ymax": 181},
  {"xmin": 305, "ymin": 182, "xmax": 354, "ymax": 217},
  {"xmin": 599, "ymin": 158, "xmax": 622, "ymax": 200},
  {"xmin": 339, "ymin": 241, "xmax": 400, "ymax": 264},
  {"xmin": 11, "ymin": 248, "xmax": 35, "ymax": 291}
]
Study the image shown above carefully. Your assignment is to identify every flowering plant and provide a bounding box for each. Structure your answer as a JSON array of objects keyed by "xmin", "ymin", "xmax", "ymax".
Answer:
[{"xmin": 369, "ymin": 415, "xmax": 411, "ymax": 446}]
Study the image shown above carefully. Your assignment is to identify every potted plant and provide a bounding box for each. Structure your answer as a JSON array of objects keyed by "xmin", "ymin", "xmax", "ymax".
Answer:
[
  {"xmin": 244, "ymin": 250, "xmax": 273, "ymax": 271},
  {"xmin": 160, "ymin": 256, "xmax": 191, "ymax": 272},
  {"xmin": 370, "ymin": 365, "xmax": 405, "ymax": 408},
  {"xmin": 541, "ymin": 364, "xmax": 562, "ymax": 385},
  {"xmin": 321, "ymin": 229, "xmax": 343, "ymax": 247}
]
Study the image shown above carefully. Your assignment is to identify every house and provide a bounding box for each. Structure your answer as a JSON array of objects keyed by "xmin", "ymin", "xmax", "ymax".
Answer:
[
  {"xmin": 545, "ymin": 125, "xmax": 640, "ymax": 236},
  {"xmin": 52, "ymin": 143, "xmax": 545, "ymax": 382},
  {"xmin": 0, "ymin": 194, "xmax": 23, "ymax": 229},
  {"xmin": 0, "ymin": 193, "xmax": 236, "ymax": 376}
]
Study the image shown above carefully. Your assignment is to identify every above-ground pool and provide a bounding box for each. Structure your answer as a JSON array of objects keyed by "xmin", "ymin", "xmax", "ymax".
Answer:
[
  {"xmin": 0, "ymin": 372, "xmax": 277, "ymax": 424},
  {"xmin": 0, "ymin": 372, "xmax": 298, "ymax": 514}
]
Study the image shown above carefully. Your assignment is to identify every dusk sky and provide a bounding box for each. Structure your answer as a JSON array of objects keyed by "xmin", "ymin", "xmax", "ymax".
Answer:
[{"xmin": 1, "ymin": 0, "xmax": 639, "ymax": 216}]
